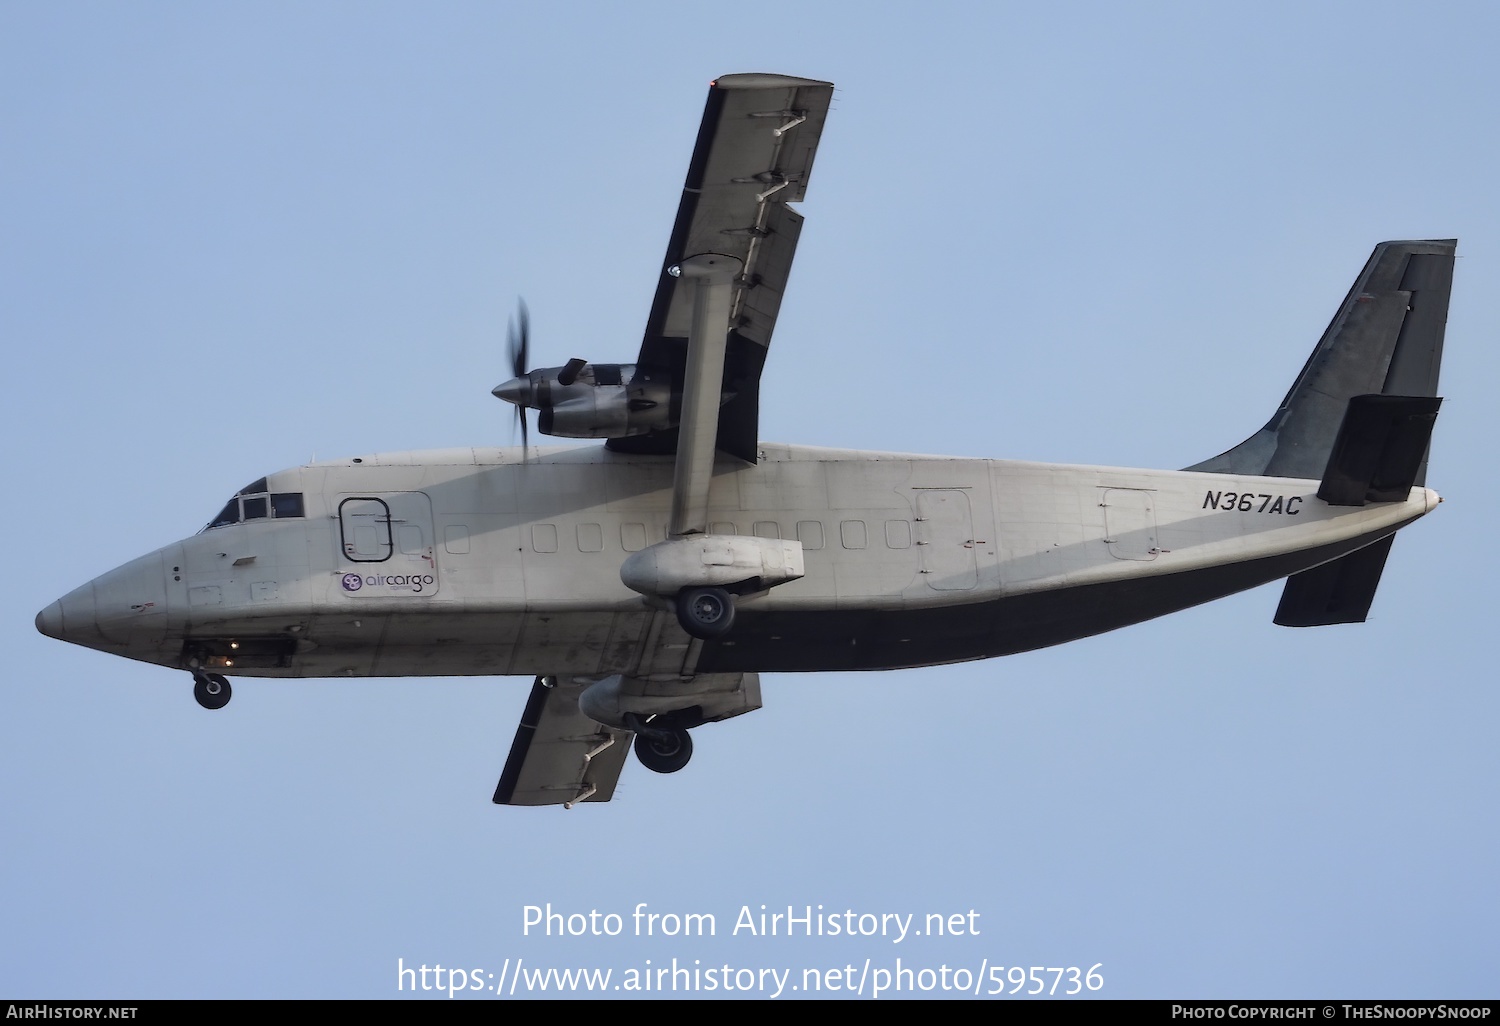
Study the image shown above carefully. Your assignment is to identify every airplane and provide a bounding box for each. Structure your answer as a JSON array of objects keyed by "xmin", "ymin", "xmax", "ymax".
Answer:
[{"xmin": 35, "ymin": 74, "xmax": 1453, "ymax": 808}]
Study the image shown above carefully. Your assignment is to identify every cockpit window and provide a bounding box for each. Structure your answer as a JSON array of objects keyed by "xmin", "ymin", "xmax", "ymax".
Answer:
[
  {"xmin": 239, "ymin": 478, "xmax": 268, "ymax": 496},
  {"xmin": 201, "ymin": 487, "xmax": 306, "ymax": 532},
  {"xmin": 207, "ymin": 499, "xmax": 239, "ymax": 530}
]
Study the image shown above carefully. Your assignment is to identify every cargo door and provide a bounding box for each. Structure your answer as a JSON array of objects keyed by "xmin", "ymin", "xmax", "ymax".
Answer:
[
  {"xmin": 336, "ymin": 492, "xmax": 440, "ymax": 596},
  {"xmin": 1101, "ymin": 488, "xmax": 1159, "ymax": 561},
  {"xmin": 915, "ymin": 489, "xmax": 978, "ymax": 591}
]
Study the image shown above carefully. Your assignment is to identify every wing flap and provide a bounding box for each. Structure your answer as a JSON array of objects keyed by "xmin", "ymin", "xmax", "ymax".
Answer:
[
  {"xmin": 493, "ymin": 677, "xmax": 633, "ymax": 807},
  {"xmin": 735, "ymin": 202, "xmax": 804, "ymax": 350},
  {"xmin": 657, "ymin": 77, "xmax": 829, "ymax": 347}
]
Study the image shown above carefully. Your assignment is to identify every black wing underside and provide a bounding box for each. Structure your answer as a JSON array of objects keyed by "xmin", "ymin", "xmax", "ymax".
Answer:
[
  {"xmin": 494, "ymin": 677, "xmax": 632, "ymax": 807},
  {"xmin": 607, "ymin": 73, "xmax": 834, "ymax": 463}
]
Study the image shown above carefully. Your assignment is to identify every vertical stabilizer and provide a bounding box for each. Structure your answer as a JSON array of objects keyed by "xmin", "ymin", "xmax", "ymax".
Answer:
[{"xmin": 1187, "ymin": 239, "xmax": 1455, "ymax": 482}]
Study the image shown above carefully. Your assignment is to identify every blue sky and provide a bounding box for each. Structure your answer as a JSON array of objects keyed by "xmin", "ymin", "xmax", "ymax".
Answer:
[{"xmin": 3, "ymin": 1, "xmax": 1497, "ymax": 999}]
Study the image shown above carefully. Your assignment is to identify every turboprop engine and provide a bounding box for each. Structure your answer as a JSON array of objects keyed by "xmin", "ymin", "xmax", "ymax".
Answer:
[
  {"xmin": 490, "ymin": 301, "xmax": 678, "ymax": 442},
  {"xmin": 493, "ymin": 361, "xmax": 674, "ymax": 439}
]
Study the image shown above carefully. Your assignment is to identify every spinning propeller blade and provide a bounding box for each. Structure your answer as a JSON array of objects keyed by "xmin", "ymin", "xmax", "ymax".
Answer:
[{"xmin": 506, "ymin": 300, "xmax": 530, "ymax": 450}]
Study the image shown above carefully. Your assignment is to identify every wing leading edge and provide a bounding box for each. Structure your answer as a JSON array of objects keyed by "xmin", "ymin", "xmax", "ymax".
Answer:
[{"xmin": 608, "ymin": 74, "xmax": 834, "ymax": 463}]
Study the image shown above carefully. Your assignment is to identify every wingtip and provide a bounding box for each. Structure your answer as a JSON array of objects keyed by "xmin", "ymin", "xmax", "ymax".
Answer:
[
  {"xmin": 712, "ymin": 73, "xmax": 834, "ymax": 91},
  {"xmin": 1375, "ymin": 238, "xmax": 1457, "ymax": 252}
]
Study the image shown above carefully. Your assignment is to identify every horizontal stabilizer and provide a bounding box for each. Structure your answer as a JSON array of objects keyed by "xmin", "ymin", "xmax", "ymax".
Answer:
[
  {"xmin": 494, "ymin": 677, "xmax": 632, "ymax": 807},
  {"xmin": 1317, "ymin": 394, "xmax": 1441, "ymax": 506},
  {"xmin": 1273, "ymin": 535, "xmax": 1394, "ymax": 626}
]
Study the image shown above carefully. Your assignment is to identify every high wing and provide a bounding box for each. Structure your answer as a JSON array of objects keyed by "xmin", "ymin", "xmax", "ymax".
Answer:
[
  {"xmin": 607, "ymin": 73, "xmax": 835, "ymax": 464},
  {"xmin": 494, "ymin": 74, "xmax": 829, "ymax": 807}
]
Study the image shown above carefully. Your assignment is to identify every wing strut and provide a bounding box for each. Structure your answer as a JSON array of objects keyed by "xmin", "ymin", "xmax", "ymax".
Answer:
[{"xmin": 668, "ymin": 252, "xmax": 742, "ymax": 537}]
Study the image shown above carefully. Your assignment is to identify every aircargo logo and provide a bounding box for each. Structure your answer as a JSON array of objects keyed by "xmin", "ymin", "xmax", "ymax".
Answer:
[{"xmin": 340, "ymin": 572, "xmax": 437, "ymax": 594}]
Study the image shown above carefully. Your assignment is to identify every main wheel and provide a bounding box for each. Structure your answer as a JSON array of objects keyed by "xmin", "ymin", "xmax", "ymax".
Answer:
[
  {"xmin": 634, "ymin": 729, "xmax": 693, "ymax": 774},
  {"xmin": 193, "ymin": 673, "xmax": 232, "ymax": 710},
  {"xmin": 675, "ymin": 586, "xmax": 735, "ymax": 639}
]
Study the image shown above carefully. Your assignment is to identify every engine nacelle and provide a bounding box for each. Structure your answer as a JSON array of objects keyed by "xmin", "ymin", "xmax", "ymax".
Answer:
[
  {"xmin": 539, "ymin": 380, "xmax": 673, "ymax": 438},
  {"xmin": 579, "ymin": 672, "xmax": 763, "ymax": 730},
  {"xmin": 619, "ymin": 534, "xmax": 805, "ymax": 599},
  {"xmin": 494, "ymin": 361, "xmax": 674, "ymax": 439}
]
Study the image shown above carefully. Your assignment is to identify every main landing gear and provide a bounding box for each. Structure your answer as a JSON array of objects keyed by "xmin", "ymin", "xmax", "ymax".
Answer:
[
  {"xmin": 675, "ymin": 586, "xmax": 735, "ymax": 640},
  {"xmin": 192, "ymin": 672, "xmax": 232, "ymax": 710},
  {"xmin": 633, "ymin": 728, "xmax": 693, "ymax": 774}
]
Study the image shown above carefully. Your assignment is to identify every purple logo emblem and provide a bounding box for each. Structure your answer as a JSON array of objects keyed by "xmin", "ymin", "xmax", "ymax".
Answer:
[{"xmin": 341, "ymin": 573, "xmax": 363, "ymax": 592}]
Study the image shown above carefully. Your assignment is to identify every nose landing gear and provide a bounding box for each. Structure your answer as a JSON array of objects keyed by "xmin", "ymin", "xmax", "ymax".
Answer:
[{"xmin": 192, "ymin": 672, "xmax": 232, "ymax": 710}]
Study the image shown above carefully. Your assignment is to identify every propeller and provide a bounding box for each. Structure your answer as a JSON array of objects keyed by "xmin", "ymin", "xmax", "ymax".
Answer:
[
  {"xmin": 504, "ymin": 300, "xmax": 530, "ymax": 450},
  {"xmin": 492, "ymin": 301, "xmax": 595, "ymax": 449}
]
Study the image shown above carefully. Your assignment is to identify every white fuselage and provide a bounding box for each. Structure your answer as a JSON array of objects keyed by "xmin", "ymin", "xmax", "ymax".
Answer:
[{"xmin": 41, "ymin": 442, "xmax": 1435, "ymax": 679}]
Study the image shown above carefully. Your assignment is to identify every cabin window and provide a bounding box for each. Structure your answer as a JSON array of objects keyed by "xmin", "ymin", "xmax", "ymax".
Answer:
[
  {"xmin": 840, "ymin": 520, "xmax": 867, "ymax": 549},
  {"xmin": 796, "ymin": 521, "xmax": 824, "ymax": 550},
  {"xmin": 621, "ymin": 523, "xmax": 647, "ymax": 552},
  {"xmin": 444, "ymin": 525, "xmax": 470, "ymax": 555},
  {"xmin": 753, "ymin": 521, "xmax": 780, "ymax": 540},
  {"xmin": 398, "ymin": 523, "xmax": 425, "ymax": 555},
  {"xmin": 885, "ymin": 520, "xmax": 911, "ymax": 549},
  {"xmin": 532, "ymin": 524, "xmax": 558, "ymax": 553},
  {"xmin": 711, "ymin": 522, "xmax": 736, "ymax": 536},
  {"xmin": 577, "ymin": 523, "xmax": 604, "ymax": 552}
]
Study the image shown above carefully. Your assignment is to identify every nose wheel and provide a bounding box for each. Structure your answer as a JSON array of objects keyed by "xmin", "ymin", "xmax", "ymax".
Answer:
[
  {"xmin": 675, "ymin": 586, "xmax": 735, "ymax": 639},
  {"xmin": 633, "ymin": 728, "xmax": 693, "ymax": 774},
  {"xmin": 192, "ymin": 672, "xmax": 232, "ymax": 710}
]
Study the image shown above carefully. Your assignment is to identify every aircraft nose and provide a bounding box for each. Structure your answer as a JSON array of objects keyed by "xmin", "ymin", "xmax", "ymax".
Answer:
[
  {"xmin": 38, "ymin": 552, "xmax": 166, "ymax": 650},
  {"xmin": 35, "ymin": 601, "xmax": 64, "ymax": 639},
  {"xmin": 35, "ymin": 585, "xmax": 103, "ymax": 644}
]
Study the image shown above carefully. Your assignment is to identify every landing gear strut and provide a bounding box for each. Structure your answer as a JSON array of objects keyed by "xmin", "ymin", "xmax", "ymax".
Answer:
[
  {"xmin": 192, "ymin": 672, "xmax": 232, "ymax": 710},
  {"xmin": 633, "ymin": 728, "xmax": 693, "ymax": 774},
  {"xmin": 675, "ymin": 586, "xmax": 735, "ymax": 640}
]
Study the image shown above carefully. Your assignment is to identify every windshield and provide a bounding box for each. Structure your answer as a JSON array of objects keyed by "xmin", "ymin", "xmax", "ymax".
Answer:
[{"xmin": 200, "ymin": 479, "xmax": 306, "ymax": 532}]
